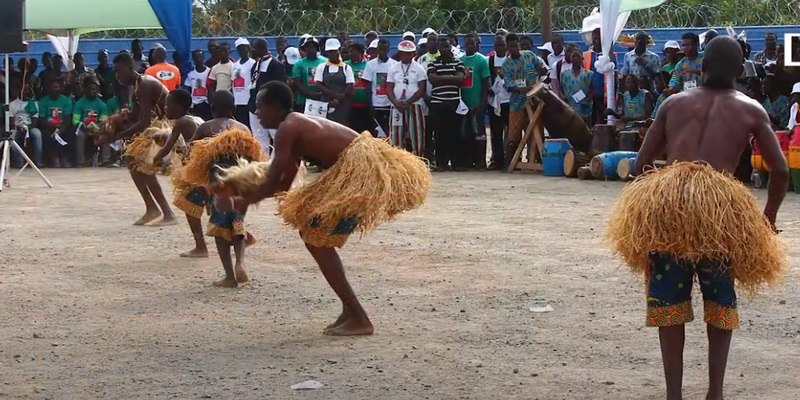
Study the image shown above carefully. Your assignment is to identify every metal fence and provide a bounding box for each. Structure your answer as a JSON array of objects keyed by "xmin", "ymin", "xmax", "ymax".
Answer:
[{"xmin": 70, "ymin": 2, "xmax": 800, "ymax": 39}]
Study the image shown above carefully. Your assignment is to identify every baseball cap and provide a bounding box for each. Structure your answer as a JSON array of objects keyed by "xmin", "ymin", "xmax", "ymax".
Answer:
[
  {"xmin": 301, "ymin": 36, "xmax": 319, "ymax": 49},
  {"xmin": 151, "ymin": 42, "xmax": 166, "ymax": 51},
  {"xmin": 369, "ymin": 39, "xmax": 379, "ymax": 49},
  {"xmin": 537, "ymin": 42, "xmax": 553, "ymax": 52},
  {"xmin": 284, "ymin": 47, "xmax": 301, "ymax": 65},
  {"xmin": 422, "ymin": 28, "xmax": 436, "ymax": 37},
  {"xmin": 235, "ymin": 37, "xmax": 250, "ymax": 48},
  {"xmin": 495, "ymin": 28, "xmax": 509, "ymax": 36},
  {"xmin": 664, "ymin": 40, "xmax": 680, "ymax": 50},
  {"xmin": 792, "ymin": 82, "xmax": 800, "ymax": 94},
  {"xmin": 418, "ymin": 37, "xmax": 427, "ymax": 46},
  {"xmin": 398, "ymin": 40, "xmax": 416, "ymax": 53},
  {"xmin": 325, "ymin": 38, "xmax": 341, "ymax": 51},
  {"xmin": 402, "ymin": 31, "xmax": 416, "ymax": 40}
]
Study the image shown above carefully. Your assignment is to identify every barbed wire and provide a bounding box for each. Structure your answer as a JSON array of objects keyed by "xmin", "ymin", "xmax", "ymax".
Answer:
[{"xmin": 72, "ymin": 3, "xmax": 800, "ymax": 39}]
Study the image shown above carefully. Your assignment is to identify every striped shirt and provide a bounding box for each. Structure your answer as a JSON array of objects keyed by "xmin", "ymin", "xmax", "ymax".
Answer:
[{"xmin": 427, "ymin": 56, "xmax": 465, "ymax": 104}]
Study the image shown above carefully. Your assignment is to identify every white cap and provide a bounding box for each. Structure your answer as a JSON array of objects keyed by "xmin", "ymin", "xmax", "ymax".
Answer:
[
  {"xmin": 792, "ymin": 82, "xmax": 800, "ymax": 94},
  {"xmin": 537, "ymin": 42, "xmax": 553, "ymax": 52},
  {"xmin": 151, "ymin": 42, "xmax": 166, "ymax": 50},
  {"xmin": 664, "ymin": 40, "xmax": 680, "ymax": 50},
  {"xmin": 301, "ymin": 36, "xmax": 319, "ymax": 48},
  {"xmin": 402, "ymin": 31, "xmax": 415, "ymax": 40},
  {"xmin": 325, "ymin": 38, "xmax": 341, "ymax": 51},
  {"xmin": 369, "ymin": 39, "xmax": 379, "ymax": 49},
  {"xmin": 422, "ymin": 28, "xmax": 436, "ymax": 36},
  {"xmin": 235, "ymin": 37, "xmax": 250, "ymax": 48},
  {"xmin": 495, "ymin": 28, "xmax": 509, "ymax": 36},
  {"xmin": 300, "ymin": 33, "xmax": 311, "ymax": 40},
  {"xmin": 284, "ymin": 47, "xmax": 301, "ymax": 65},
  {"xmin": 398, "ymin": 40, "xmax": 416, "ymax": 53},
  {"xmin": 418, "ymin": 37, "xmax": 427, "ymax": 46}
]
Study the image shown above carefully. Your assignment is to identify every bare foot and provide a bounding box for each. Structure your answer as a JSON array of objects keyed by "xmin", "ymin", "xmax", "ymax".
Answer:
[
  {"xmin": 245, "ymin": 232, "xmax": 257, "ymax": 248},
  {"xmin": 324, "ymin": 316, "xmax": 374, "ymax": 336},
  {"xmin": 133, "ymin": 210, "xmax": 162, "ymax": 226},
  {"xmin": 179, "ymin": 248, "xmax": 209, "ymax": 258},
  {"xmin": 151, "ymin": 216, "xmax": 178, "ymax": 226},
  {"xmin": 213, "ymin": 276, "xmax": 238, "ymax": 288},
  {"xmin": 234, "ymin": 264, "xmax": 249, "ymax": 283},
  {"xmin": 325, "ymin": 310, "xmax": 350, "ymax": 330}
]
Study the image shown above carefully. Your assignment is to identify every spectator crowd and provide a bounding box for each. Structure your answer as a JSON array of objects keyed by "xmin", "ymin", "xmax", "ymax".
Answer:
[{"xmin": 1, "ymin": 29, "xmax": 798, "ymax": 176}]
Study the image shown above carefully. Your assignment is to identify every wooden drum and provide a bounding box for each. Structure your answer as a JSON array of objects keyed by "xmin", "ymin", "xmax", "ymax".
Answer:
[
  {"xmin": 563, "ymin": 149, "xmax": 592, "ymax": 177},
  {"xmin": 618, "ymin": 130, "xmax": 641, "ymax": 152},
  {"xmin": 590, "ymin": 124, "xmax": 617, "ymax": 155},
  {"xmin": 527, "ymin": 83, "xmax": 593, "ymax": 153}
]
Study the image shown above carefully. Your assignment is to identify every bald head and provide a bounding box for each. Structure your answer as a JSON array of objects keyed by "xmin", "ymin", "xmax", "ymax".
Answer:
[
  {"xmin": 211, "ymin": 90, "xmax": 235, "ymax": 118},
  {"xmin": 702, "ymin": 36, "xmax": 743, "ymax": 86}
]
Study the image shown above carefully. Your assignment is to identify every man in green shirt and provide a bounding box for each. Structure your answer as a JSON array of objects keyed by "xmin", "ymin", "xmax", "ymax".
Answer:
[
  {"xmin": 106, "ymin": 83, "xmax": 132, "ymax": 115},
  {"xmin": 290, "ymin": 36, "xmax": 327, "ymax": 112},
  {"xmin": 346, "ymin": 41, "xmax": 370, "ymax": 133},
  {"xmin": 73, "ymin": 77, "xmax": 109, "ymax": 166},
  {"xmin": 38, "ymin": 80, "xmax": 73, "ymax": 167},
  {"xmin": 459, "ymin": 33, "xmax": 491, "ymax": 169}
]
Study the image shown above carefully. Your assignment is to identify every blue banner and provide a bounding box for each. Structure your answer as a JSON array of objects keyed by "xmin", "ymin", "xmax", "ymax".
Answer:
[{"xmin": 147, "ymin": 0, "xmax": 193, "ymax": 78}]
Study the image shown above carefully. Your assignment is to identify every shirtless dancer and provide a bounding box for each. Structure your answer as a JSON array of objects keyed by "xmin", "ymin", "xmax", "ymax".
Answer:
[
  {"xmin": 192, "ymin": 91, "xmax": 253, "ymax": 287},
  {"xmin": 108, "ymin": 52, "xmax": 176, "ymax": 226},
  {"xmin": 636, "ymin": 36, "xmax": 788, "ymax": 400},
  {"xmin": 154, "ymin": 89, "xmax": 208, "ymax": 257}
]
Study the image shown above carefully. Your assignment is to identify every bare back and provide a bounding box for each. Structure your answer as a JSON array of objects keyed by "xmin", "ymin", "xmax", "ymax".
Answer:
[
  {"xmin": 192, "ymin": 118, "xmax": 249, "ymax": 142},
  {"xmin": 638, "ymin": 87, "xmax": 784, "ymax": 174},
  {"xmin": 275, "ymin": 113, "xmax": 359, "ymax": 168},
  {"xmin": 132, "ymin": 75, "xmax": 169, "ymax": 120}
]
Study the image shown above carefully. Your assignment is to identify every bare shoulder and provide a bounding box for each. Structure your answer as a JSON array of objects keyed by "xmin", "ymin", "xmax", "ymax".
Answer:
[{"xmin": 282, "ymin": 112, "xmax": 320, "ymax": 132}]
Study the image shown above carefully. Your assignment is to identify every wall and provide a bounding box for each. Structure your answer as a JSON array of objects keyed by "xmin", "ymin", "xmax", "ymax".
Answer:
[{"xmin": 4, "ymin": 26, "xmax": 795, "ymax": 71}]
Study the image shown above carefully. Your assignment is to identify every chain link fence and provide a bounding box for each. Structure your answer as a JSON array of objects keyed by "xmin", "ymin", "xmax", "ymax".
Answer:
[{"xmin": 75, "ymin": 2, "xmax": 800, "ymax": 39}]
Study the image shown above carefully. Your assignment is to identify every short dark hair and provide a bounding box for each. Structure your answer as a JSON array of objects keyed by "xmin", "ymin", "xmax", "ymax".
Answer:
[
  {"xmin": 682, "ymin": 32, "xmax": 700, "ymax": 45},
  {"xmin": 74, "ymin": 52, "xmax": 84, "ymax": 60},
  {"xmin": 210, "ymin": 90, "xmax": 235, "ymax": 118},
  {"xmin": 257, "ymin": 81, "xmax": 294, "ymax": 111},
  {"xmin": 377, "ymin": 38, "xmax": 390, "ymax": 47},
  {"xmin": 464, "ymin": 33, "xmax": 479, "ymax": 43},
  {"xmin": 192, "ymin": 49, "xmax": 203, "ymax": 57},
  {"xmin": 506, "ymin": 33, "xmax": 519, "ymax": 43},
  {"xmin": 113, "ymin": 52, "xmax": 134, "ymax": 66},
  {"xmin": 765, "ymin": 32, "xmax": 777, "ymax": 39},
  {"xmin": 703, "ymin": 36, "xmax": 743, "ymax": 83},
  {"xmin": 83, "ymin": 75, "xmax": 98, "ymax": 88},
  {"xmin": 520, "ymin": 35, "xmax": 533, "ymax": 42},
  {"xmin": 349, "ymin": 41, "xmax": 365, "ymax": 54},
  {"xmin": 169, "ymin": 88, "xmax": 192, "ymax": 111}
]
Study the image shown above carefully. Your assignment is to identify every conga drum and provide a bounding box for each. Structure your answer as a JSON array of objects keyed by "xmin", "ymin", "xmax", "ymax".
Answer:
[
  {"xmin": 590, "ymin": 151, "xmax": 638, "ymax": 180},
  {"xmin": 563, "ymin": 149, "xmax": 592, "ymax": 177},
  {"xmin": 618, "ymin": 130, "xmax": 641, "ymax": 152},
  {"xmin": 790, "ymin": 127, "xmax": 800, "ymax": 193},
  {"xmin": 616, "ymin": 157, "xmax": 637, "ymax": 182},
  {"xmin": 590, "ymin": 124, "xmax": 617, "ymax": 155},
  {"xmin": 527, "ymin": 83, "xmax": 593, "ymax": 153}
]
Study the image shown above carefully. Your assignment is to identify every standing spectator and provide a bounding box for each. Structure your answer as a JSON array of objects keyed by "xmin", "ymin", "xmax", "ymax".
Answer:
[
  {"xmin": 459, "ymin": 33, "xmax": 490, "ymax": 169},
  {"xmin": 145, "ymin": 44, "xmax": 181, "ymax": 91},
  {"xmin": 667, "ymin": 33, "xmax": 703, "ymax": 94},
  {"xmin": 275, "ymin": 36, "xmax": 289, "ymax": 66},
  {"xmin": 291, "ymin": 36, "xmax": 327, "ymax": 113},
  {"xmin": 232, "ymin": 38, "xmax": 255, "ymax": 128},
  {"xmin": 661, "ymin": 40, "xmax": 681, "ymax": 74},
  {"xmin": 172, "ymin": 51, "xmax": 190, "ymax": 83},
  {"xmin": 762, "ymin": 74, "xmax": 790, "ymax": 129},
  {"xmin": 449, "ymin": 34, "xmax": 465, "ymax": 58},
  {"xmin": 248, "ymin": 37, "xmax": 287, "ymax": 156},
  {"xmin": 346, "ymin": 41, "xmax": 371, "ymax": 133},
  {"xmin": 39, "ymin": 55, "xmax": 67, "ymax": 96},
  {"xmin": 753, "ymin": 32, "xmax": 780, "ymax": 65},
  {"xmin": 365, "ymin": 31, "xmax": 379, "ymax": 48},
  {"xmin": 620, "ymin": 31, "xmax": 661, "ymax": 79},
  {"xmin": 367, "ymin": 39, "xmax": 379, "ymax": 60},
  {"xmin": 538, "ymin": 42, "xmax": 552, "ymax": 62},
  {"xmin": 560, "ymin": 51, "xmax": 594, "ymax": 125},
  {"xmin": 209, "ymin": 43, "xmax": 234, "ymax": 94},
  {"xmin": 363, "ymin": 38, "xmax": 397, "ymax": 137},
  {"xmin": 584, "ymin": 28, "xmax": 616, "ymax": 125},
  {"xmin": 131, "ymin": 39, "xmax": 149, "ymax": 73},
  {"xmin": 205, "ymin": 39, "xmax": 220, "ymax": 68},
  {"xmin": 427, "ymin": 36, "xmax": 466, "ymax": 171},
  {"xmin": 605, "ymin": 75, "xmax": 651, "ymax": 130},
  {"xmin": 68, "ymin": 52, "xmax": 97, "ymax": 99},
  {"xmin": 386, "ymin": 40, "xmax": 427, "ymax": 156},
  {"xmin": 95, "ymin": 50, "xmax": 116, "ymax": 99},
  {"xmin": 416, "ymin": 38, "xmax": 428, "ymax": 58},
  {"xmin": 502, "ymin": 33, "xmax": 545, "ymax": 169},
  {"xmin": 72, "ymin": 77, "xmax": 108, "ymax": 166},
  {"xmin": 392, "ymin": 31, "xmax": 416, "ymax": 61},
  {"xmin": 184, "ymin": 49, "xmax": 212, "ymax": 121},
  {"xmin": 546, "ymin": 35, "xmax": 566, "ymax": 97},
  {"xmin": 36, "ymin": 52, "xmax": 53, "ymax": 98},
  {"xmin": 8, "ymin": 84, "xmax": 43, "ymax": 168},
  {"xmin": 38, "ymin": 80, "xmax": 73, "ymax": 167},
  {"xmin": 315, "ymin": 38, "xmax": 355, "ymax": 126},
  {"xmin": 487, "ymin": 35, "xmax": 510, "ymax": 170},
  {"xmin": 417, "ymin": 32, "xmax": 441, "ymax": 162},
  {"xmin": 520, "ymin": 36, "xmax": 534, "ymax": 51}
]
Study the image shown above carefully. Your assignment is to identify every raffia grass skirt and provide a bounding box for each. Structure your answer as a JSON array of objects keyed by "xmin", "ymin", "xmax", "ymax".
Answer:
[
  {"xmin": 606, "ymin": 162, "xmax": 787, "ymax": 295},
  {"xmin": 124, "ymin": 119, "xmax": 172, "ymax": 175},
  {"xmin": 180, "ymin": 129, "xmax": 267, "ymax": 188}
]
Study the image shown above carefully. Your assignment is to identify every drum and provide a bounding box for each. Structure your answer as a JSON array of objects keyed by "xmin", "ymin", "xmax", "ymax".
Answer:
[
  {"xmin": 752, "ymin": 131, "xmax": 790, "ymax": 171},
  {"xmin": 577, "ymin": 166, "xmax": 594, "ymax": 180},
  {"xmin": 527, "ymin": 83, "xmax": 593, "ymax": 153},
  {"xmin": 616, "ymin": 157, "xmax": 637, "ymax": 182},
  {"xmin": 618, "ymin": 130, "xmax": 641, "ymax": 152},
  {"xmin": 590, "ymin": 124, "xmax": 617, "ymax": 155},
  {"xmin": 542, "ymin": 139, "xmax": 572, "ymax": 176},
  {"xmin": 590, "ymin": 151, "xmax": 638, "ymax": 180},
  {"xmin": 790, "ymin": 128, "xmax": 800, "ymax": 193},
  {"xmin": 563, "ymin": 149, "xmax": 592, "ymax": 177}
]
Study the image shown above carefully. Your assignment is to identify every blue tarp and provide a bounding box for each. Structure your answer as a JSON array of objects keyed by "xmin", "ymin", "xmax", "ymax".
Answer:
[{"xmin": 147, "ymin": 0, "xmax": 193, "ymax": 77}]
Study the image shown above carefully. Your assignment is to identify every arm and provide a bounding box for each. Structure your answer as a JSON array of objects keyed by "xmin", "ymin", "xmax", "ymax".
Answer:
[
  {"xmin": 667, "ymin": 62, "xmax": 683, "ymax": 93},
  {"xmin": 643, "ymin": 92, "xmax": 654, "ymax": 121},
  {"xmin": 386, "ymin": 81, "xmax": 400, "ymax": 108},
  {"xmin": 117, "ymin": 89, "xmax": 153, "ymax": 140},
  {"xmin": 208, "ymin": 74, "xmax": 218, "ymax": 93},
  {"xmin": 154, "ymin": 120, "xmax": 190, "ymax": 163},
  {"xmin": 60, "ymin": 101, "xmax": 73, "ymax": 134},
  {"xmin": 635, "ymin": 97, "xmax": 670, "ymax": 175},
  {"xmin": 752, "ymin": 105, "xmax": 789, "ymax": 228},
  {"xmin": 343, "ymin": 65, "xmax": 355, "ymax": 99},
  {"xmin": 241, "ymin": 125, "xmax": 300, "ymax": 205},
  {"xmin": 408, "ymin": 79, "xmax": 426, "ymax": 105}
]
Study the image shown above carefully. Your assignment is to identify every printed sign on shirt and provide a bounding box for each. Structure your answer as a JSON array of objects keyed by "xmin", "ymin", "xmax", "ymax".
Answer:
[
  {"xmin": 391, "ymin": 107, "xmax": 403, "ymax": 128},
  {"xmin": 684, "ymin": 80, "xmax": 697, "ymax": 90},
  {"xmin": 462, "ymin": 68, "xmax": 474, "ymax": 88},
  {"xmin": 375, "ymin": 73, "xmax": 388, "ymax": 95},
  {"xmin": 304, "ymin": 99, "xmax": 328, "ymax": 118}
]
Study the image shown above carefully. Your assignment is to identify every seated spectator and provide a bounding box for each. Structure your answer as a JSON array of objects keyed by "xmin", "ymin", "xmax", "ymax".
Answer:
[
  {"xmin": 72, "ymin": 77, "xmax": 108, "ymax": 166},
  {"xmin": 606, "ymin": 74, "xmax": 652, "ymax": 130},
  {"xmin": 650, "ymin": 71, "xmax": 671, "ymax": 118},
  {"xmin": 95, "ymin": 49, "xmax": 116, "ymax": 99},
  {"xmin": 39, "ymin": 55, "xmax": 67, "ymax": 96},
  {"xmin": 762, "ymin": 74, "xmax": 790, "ymax": 130},
  {"xmin": 559, "ymin": 50, "xmax": 594, "ymax": 125},
  {"xmin": 184, "ymin": 49, "xmax": 212, "ymax": 121},
  {"xmin": 38, "ymin": 80, "xmax": 73, "ymax": 167},
  {"xmin": 104, "ymin": 83, "xmax": 131, "ymax": 167},
  {"xmin": 8, "ymin": 84, "xmax": 43, "ymax": 168},
  {"xmin": 145, "ymin": 44, "xmax": 181, "ymax": 91},
  {"xmin": 68, "ymin": 52, "xmax": 98, "ymax": 100}
]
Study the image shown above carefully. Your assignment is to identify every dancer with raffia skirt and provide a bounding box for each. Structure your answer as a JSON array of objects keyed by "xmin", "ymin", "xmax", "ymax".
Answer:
[
  {"xmin": 212, "ymin": 81, "xmax": 431, "ymax": 336},
  {"xmin": 180, "ymin": 91, "xmax": 264, "ymax": 288},
  {"xmin": 606, "ymin": 37, "xmax": 788, "ymax": 400}
]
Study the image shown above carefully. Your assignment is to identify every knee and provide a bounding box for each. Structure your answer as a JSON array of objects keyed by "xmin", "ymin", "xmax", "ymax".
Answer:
[{"xmin": 29, "ymin": 128, "xmax": 42, "ymax": 141}]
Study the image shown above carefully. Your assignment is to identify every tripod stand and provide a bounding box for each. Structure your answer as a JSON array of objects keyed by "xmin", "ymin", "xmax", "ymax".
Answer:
[{"xmin": 0, "ymin": 53, "xmax": 53, "ymax": 192}]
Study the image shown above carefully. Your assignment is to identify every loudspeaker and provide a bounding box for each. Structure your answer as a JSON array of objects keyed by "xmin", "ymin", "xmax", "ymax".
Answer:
[{"xmin": 0, "ymin": 0, "xmax": 26, "ymax": 53}]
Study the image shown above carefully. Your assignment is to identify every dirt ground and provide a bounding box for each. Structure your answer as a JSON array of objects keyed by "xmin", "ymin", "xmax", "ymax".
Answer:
[{"xmin": 1, "ymin": 169, "xmax": 799, "ymax": 400}]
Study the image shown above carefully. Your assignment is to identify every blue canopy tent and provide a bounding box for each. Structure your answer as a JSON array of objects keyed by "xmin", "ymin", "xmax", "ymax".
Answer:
[{"xmin": 23, "ymin": 0, "xmax": 192, "ymax": 72}]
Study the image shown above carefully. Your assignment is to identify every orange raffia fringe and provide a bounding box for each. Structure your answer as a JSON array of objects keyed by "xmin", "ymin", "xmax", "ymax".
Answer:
[
  {"xmin": 180, "ymin": 129, "xmax": 266, "ymax": 187},
  {"xmin": 124, "ymin": 119, "xmax": 173, "ymax": 174},
  {"xmin": 275, "ymin": 132, "xmax": 431, "ymax": 237},
  {"xmin": 215, "ymin": 158, "xmax": 307, "ymax": 198},
  {"xmin": 606, "ymin": 162, "xmax": 787, "ymax": 295}
]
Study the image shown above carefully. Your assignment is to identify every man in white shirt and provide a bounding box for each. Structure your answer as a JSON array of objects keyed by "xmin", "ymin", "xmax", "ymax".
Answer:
[
  {"xmin": 8, "ymin": 85, "xmax": 43, "ymax": 168},
  {"xmin": 386, "ymin": 40, "xmax": 427, "ymax": 157},
  {"xmin": 362, "ymin": 38, "xmax": 398, "ymax": 137},
  {"xmin": 544, "ymin": 35, "xmax": 566, "ymax": 97},
  {"xmin": 232, "ymin": 37, "xmax": 256, "ymax": 128},
  {"xmin": 488, "ymin": 36, "xmax": 510, "ymax": 170},
  {"xmin": 184, "ymin": 49, "xmax": 212, "ymax": 120},
  {"xmin": 209, "ymin": 43, "xmax": 234, "ymax": 93}
]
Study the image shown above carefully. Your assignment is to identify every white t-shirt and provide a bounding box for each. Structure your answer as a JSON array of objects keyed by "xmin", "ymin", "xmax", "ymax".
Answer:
[
  {"xmin": 387, "ymin": 61, "xmax": 427, "ymax": 106},
  {"xmin": 232, "ymin": 58, "xmax": 255, "ymax": 106},
  {"xmin": 184, "ymin": 68, "xmax": 211, "ymax": 105},
  {"xmin": 362, "ymin": 57, "xmax": 398, "ymax": 108},
  {"xmin": 313, "ymin": 62, "xmax": 356, "ymax": 85},
  {"xmin": 491, "ymin": 55, "xmax": 511, "ymax": 105},
  {"xmin": 547, "ymin": 51, "xmax": 565, "ymax": 80},
  {"xmin": 209, "ymin": 62, "xmax": 234, "ymax": 92},
  {"xmin": 9, "ymin": 98, "xmax": 38, "ymax": 127}
]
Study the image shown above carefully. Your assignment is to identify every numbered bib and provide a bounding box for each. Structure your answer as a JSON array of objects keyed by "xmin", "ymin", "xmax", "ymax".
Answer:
[{"xmin": 684, "ymin": 80, "xmax": 697, "ymax": 90}]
